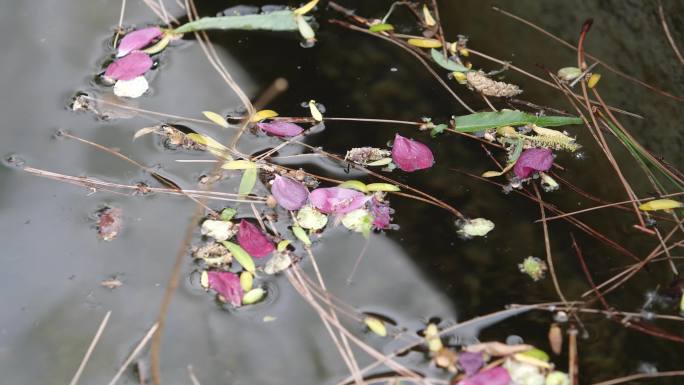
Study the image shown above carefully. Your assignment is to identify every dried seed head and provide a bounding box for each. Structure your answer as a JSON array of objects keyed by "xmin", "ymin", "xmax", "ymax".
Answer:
[
  {"xmin": 466, "ymin": 71, "xmax": 522, "ymax": 97},
  {"xmin": 345, "ymin": 147, "xmax": 391, "ymax": 165}
]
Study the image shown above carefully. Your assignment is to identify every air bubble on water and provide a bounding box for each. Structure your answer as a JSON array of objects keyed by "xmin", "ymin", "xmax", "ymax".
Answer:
[
  {"xmin": 574, "ymin": 151, "xmax": 587, "ymax": 160},
  {"xmin": 390, "ymin": 67, "xmax": 398, "ymax": 72},
  {"xmin": 3, "ymin": 154, "xmax": 25, "ymax": 168},
  {"xmin": 637, "ymin": 362, "xmax": 658, "ymax": 374},
  {"xmin": 553, "ymin": 311, "xmax": 569, "ymax": 323},
  {"xmin": 300, "ymin": 40, "xmax": 316, "ymax": 49},
  {"xmin": 506, "ymin": 335, "xmax": 524, "ymax": 345}
]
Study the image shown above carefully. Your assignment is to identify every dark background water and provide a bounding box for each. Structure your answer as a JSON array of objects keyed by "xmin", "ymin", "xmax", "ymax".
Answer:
[{"xmin": 1, "ymin": 1, "xmax": 683, "ymax": 384}]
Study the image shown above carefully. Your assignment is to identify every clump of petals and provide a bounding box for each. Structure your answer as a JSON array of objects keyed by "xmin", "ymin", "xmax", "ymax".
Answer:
[
  {"xmin": 458, "ymin": 351, "xmax": 484, "ymax": 377},
  {"xmin": 237, "ymin": 219, "xmax": 274, "ymax": 258},
  {"xmin": 257, "ymin": 121, "xmax": 304, "ymax": 137},
  {"xmin": 207, "ymin": 271, "xmax": 243, "ymax": 306},
  {"xmin": 271, "ymin": 175, "xmax": 309, "ymax": 210},
  {"xmin": 391, "ymin": 134, "xmax": 434, "ymax": 172},
  {"xmin": 309, "ymin": 187, "xmax": 369, "ymax": 215},
  {"xmin": 457, "ymin": 367, "xmax": 510, "ymax": 385},
  {"xmin": 104, "ymin": 51, "xmax": 153, "ymax": 81},
  {"xmin": 369, "ymin": 198, "xmax": 393, "ymax": 230},
  {"xmin": 117, "ymin": 27, "xmax": 163, "ymax": 57},
  {"xmin": 514, "ymin": 148, "xmax": 554, "ymax": 179}
]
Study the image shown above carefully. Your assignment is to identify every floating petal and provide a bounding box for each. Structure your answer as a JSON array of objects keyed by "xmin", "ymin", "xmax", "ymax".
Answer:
[
  {"xmin": 458, "ymin": 351, "xmax": 484, "ymax": 377},
  {"xmin": 309, "ymin": 187, "xmax": 369, "ymax": 214},
  {"xmin": 237, "ymin": 219, "xmax": 274, "ymax": 258},
  {"xmin": 113, "ymin": 76, "xmax": 149, "ymax": 98},
  {"xmin": 369, "ymin": 199, "xmax": 392, "ymax": 230},
  {"xmin": 257, "ymin": 121, "xmax": 304, "ymax": 137},
  {"xmin": 271, "ymin": 175, "xmax": 309, "ymax": 210},
  {"xmin": 514, "ymin": 148, "xmax": 554, "ymax": 179},
  {"xmin": 104, "ymin": 51, "xmax": 153, "ymax": 81},
  {"xmin": 117, "ymin": 27, "xmax": 163, "ymax": 57},
  {"xmin": 207, "ymin": 271, "xmax": 243, "ymax": 306},
  {"xmin": 457, "ymin": 367, "xmax": 511, "ymax": 385},
  {"xmin": 391, "ymin": 134, "xmax": 434, "ymax": 172}
]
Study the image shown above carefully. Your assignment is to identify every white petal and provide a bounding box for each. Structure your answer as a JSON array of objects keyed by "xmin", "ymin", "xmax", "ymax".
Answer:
[{"xmin": 113, "ymin": 76, "xmax": 149, "ymax": 98}]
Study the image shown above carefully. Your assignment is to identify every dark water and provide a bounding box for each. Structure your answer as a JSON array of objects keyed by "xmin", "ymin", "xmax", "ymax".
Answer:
[{"xmin": 1, "ymin": 1, "xmax": 683, "ymax": 384}]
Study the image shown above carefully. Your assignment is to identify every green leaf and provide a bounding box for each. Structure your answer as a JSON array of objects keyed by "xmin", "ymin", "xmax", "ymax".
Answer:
[
  {"xmin": 338, "ymin": 180, "xmax": 368, "ymax": 192},
  {"xmin": 292, "ymin": 226, "xmax": 311, "ymax": 246},
  {"xmin": 242, "ymin": 287, "xmax": 265, "ymax": 305},
  {"xmin": 453, "ymin": 111, "xmax": 582, "ymax": 133},
  {"xmin": 173, "ymin": 10, "xmax": 306, "ymax": 34},
  {"xmin": 239, "ymin": 167, "xmax": 258, "ymax": 196},
  {"xmin": 221, "ymin": 241, "xmax": 255, "ymax": 273},
  {"xmin": 276, "ymin": 240, "xmax": 291, "ymax": 252},
  {"xmin": 430, "ymin": 123, "xmax": 447, "ymax": 138},
  {"xmin": 202, "ymin": 110, "xmax": 229, "ymax": 128},
  {"xmin": 364, "ymin": 317, "xmax": 387, "ymax": 337},
  {"xmin": 366, "ymin": 183, "xmax": 400, "ymax": 192},
  {"xmin": 220, "ymin": 208, "xmax": 237, "ymax": 221},
  {"xmin": 430, "ymin": 49, "xmax": 470, "ymax": 72},
  {"xmin": 369, "ymin": 23, "xmax": 394, "ymax": 32},
  {"xmin": 240, "ymin": 271, "xmax": 253, "ymax": 292}
]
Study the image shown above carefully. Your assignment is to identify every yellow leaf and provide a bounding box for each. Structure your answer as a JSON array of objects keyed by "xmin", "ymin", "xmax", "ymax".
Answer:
[
  {"xmin": 425, "ymin": 323, "xmax": 443, "ymax": 352},
  {"xmin": 587, "ymin": 73, "xmax": 601, "ymax": 88},
  {"xmin": 222, "ymin": 160, "xmax": 257, "ymax": 170},
  {"xmin": 242, "ymin": 287, "xmax": 265, "ymax": 305},
  {"xmin": 250, "ymin": 109, "xmax": 279, "ymax": 122},
  {"xmin": 292, "ymin": 226, "xmax": 311, "ymax": 246},
  {"xmin": 407, "ymin": 38, "xmax": 442, "ymax": 48},
  {"xmin": 294, "ymin": 0, "xmax": 319, "ymax": 15},
  {"xmin": 277, "ymin": 240, "xmax": 291, "ymax": 252},
  {"xmin": 296, "ymin": 15, "xmax": 315, "ymax": 42},
  {"xmin": 308, "ymin": 100, "xmax": 323, "ymax": 121},
  {"xmin": 186, "ymin": 133, "xmax": 230, "ymax": 159},
  {"xmin": 366, "ymin": 183, "xmax": 400, "ymax": 192},
  {"xmin": 482, "ymin": 161, "xmax": 515, "ymax": 178},
  {"xmin": 513, "ymin": 352, "xmax": 553, "ymax": 369},
  {"xmin": 364, "ymin": 317, "xmax": 387, "ymax": 337},
  {"xmin": 240, "ymin": 271, "xmax": 253, "ymax": 292},
  {"xmin": 459, "ymin": 48, "xmax": 470, "ymax": 57},
  {"xmin": 452, "ymin": 71, "xmax": 467, "ymax": 84},
  {"xmin": 200, "ymin": 271, "xmax": 209, "ymax": 289},
  {"xmin": 639, "ymin": 199, "xmax": 683, "ymax": 211},
  {"xmin": 422, "ymin": 4, "xmax": 436, "ymax": 27},
  {"xmin": 202, "ymin": 110, "xmax": 229, "ymax": 128},
  {"xmin": 338, "ymin": 180, "xmax": 368, "ymax": 192}
]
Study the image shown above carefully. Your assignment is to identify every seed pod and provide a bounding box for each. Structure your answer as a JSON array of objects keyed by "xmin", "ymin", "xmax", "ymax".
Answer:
[
  {"xmin": 364, "ymin": 317, "xmax": 387, "ymax": 337},
  {"xmin": 548, "ymin": 323, "xmax": 563, "ymax": 355},
  {"xmin": 466, "ymin": 71, "xmax": 522, "ymax": 97}
]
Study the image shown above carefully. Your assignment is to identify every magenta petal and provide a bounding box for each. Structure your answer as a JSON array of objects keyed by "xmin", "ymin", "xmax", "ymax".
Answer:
[
  {"xmin": 391, "ymin": 134, "xmax": 434, "ymax": 172},
  {"xmin": 369, "ymin": 198, "xmax": 392, "ymax": 230},
  {"xmin": 272, "ymin": 175, "xmax": 309, "ymax": 210},
  {"xmin": 237, "ymin": 220, "xmax": 274, "ymax": 258},
  {"xmin": 457, "ymin": 367, "xmax": 510, "ymax": 385},
  {"xmin": 207, "ymin": 271, "xmax": 243, "ymax": 306},
  {"xmin": 257, "ymin": 121, "xmax": 304, "ymax": 137},
  {"xmin": 513, "ymin": 148, "xmax": 554, "ymax": 179},
  {"xmin": 458, "ymin": 352, "xmax": 484, "ymax": 377},
  {"xmin": 104, "ymin": 51, "xmax": 153, "ymax": 81},
  {"xmin": 309, "ymin": 187, "xmax": 369, "ymax": 215},
  {"xmin": 117, "ymin": 27, "xmax": 163, "ymax": 57}
]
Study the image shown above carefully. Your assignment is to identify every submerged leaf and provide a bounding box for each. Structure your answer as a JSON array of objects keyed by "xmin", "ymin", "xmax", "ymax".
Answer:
[
  {"xmin": 237, "ymin": 219, "xmax": 274, "ymax": 259},
  {"xmin": 117, "ymin": 27, "xmax": 163, "ymax": 57},
  {"xmin": 341, "ymin": 209, "xmax": 374, "ymax": 237},
  {"xmin": 257, "ymin": 121, "xmax": 304, "ymax": 137},
  {"xmin": 207, "ymin": 271, "xmax": 243, "ymax": 306},
  {"xmin": 548, "ymin": 323, "xmax": 563, "ymax": 355},
  {"xmin": 364, "ymin": 317, "xmax": 387, "ymax": 337},
  {"xmin": 264, "ymin": 252, "xmax": 292, "ymax": 274},
  {"xmin": 174, "ymin": 10, "xmax": 303, "ymax": 34},
  {"xmin": 202, "ymin": 111, "xmax": 229, "ymax": 128},
  {"xmin": 97, "ymin": 207, "xmax": 123, "ymax": 241},
  {"xmin": 392, "ymin": 134, "xmax": 434, "ymax": 172},
  {"xmin": 514, "ymin": 148, "xmax": 554, "ymax": 179},
  {"xmin": 251, "ymin": 109, "xmax": 279, "ymax": 122},
  {"xmin": 104, "ymin": 51, "xmax": 153, "ymax": 81},
  {"xmin": 201, "ymin": 219, "xmax": 236, "ymax": 242},
  {"xmin": 310, "ymin": 187, "xmax": 369, "ymax": 214},
  {"xmin": 272, "ymin": 175, "xmax": 309, "ymax": 210},
  {"xmin": 408, "ymin": 38, "xmax": 442, "ymax": 48},
  {"xmin": 431, "ymin": 49, "xmax": 469, "ymax": 72},
  {"xmin": 453, "ymin": 111, "xmax": 582, "ymax": 133},
  {"xmin": 221, "ymin": 241, "xmax": 256, "ymax": 273},
  {"xmin": 239, "ymin": 167, "xmax": 258, "ymax": 195},
  {"xmin": 546, "ymin": 371, "xmax": 570, "ymax": 385},
  {"xmin": 638, "ymin": 199, "xmax": 683, "ymax": 211}
]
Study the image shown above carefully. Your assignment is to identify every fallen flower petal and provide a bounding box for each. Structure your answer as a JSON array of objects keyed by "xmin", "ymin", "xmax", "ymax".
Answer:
[
  {"xmin": 514, "ymin": 148, "xmax": 554, "ymax": 179},
  {"xmin": 271, "ymin": 175, "xmax": 309, "ymax": 210},
  {"xmin": 104, "ymin": 51, "xmax": 153, "ymax": 81},
  {"xmin": 310, "ymin": 187, "xmax": 369, "ymax": 214},
  {"xmin": 113, "ymin": 76, "xmax": 149, "ymax": 98},
  {"xmin": 207, "ymin": 271, "xmax": 243, "ymax": 306},
  {"xmin": 117, "ymin": 27, "xmax": 163, "ymax": 57},
  {"xmin": 391, "ymin": 134, "xmax": 434, "ymax": 172},
  {"xmin": 458, "ymin": 351, "xmax": 484, "ymax": 377},
  {"xmin": 257, "ymin": 121, "xmax": 304, "ymax": 137},
  {"xmin": 369, "ymin": 198, "xmax": 393, "ymax": 230},
  {"xmin": 237, "ymin": 219, "xmax": 274, "ymax": 258},
  {"xmin": 200, "ymin": 219, "xmax": 236, "ymax": 242},
  {"xmin": 457, "ymin": 367, "xmax": 511, "ymax": 385}
]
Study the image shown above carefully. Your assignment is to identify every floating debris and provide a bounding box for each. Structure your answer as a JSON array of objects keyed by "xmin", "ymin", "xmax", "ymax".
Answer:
[
  {"xmin": 200, "ymin": 219, "xmax": 236, "ymax": 242},
  {"xmin": 519, "ymin": 256, "xmax": 548, "ymax": 281},
  {"xmin": 345, "ymin": 147, "xmax": 391, "ymax": 165},
  {"xmin": 96, "ymin": 207, "xmax": 123, "ymax": 241},
  {"xmin": 392, "ymin": 134, "xmax": 434, "ymax": 172},
  {"xmin": 237, "ymin": 220, "xmax": 274, "ymax": 259},
  {"xmin": 466, "ymin": 71, "xmax": 522, "ymax": 97},
  {"xmin": 271, "ymin": 175, "xmax": 309, "ymax": 210},
  {"xmin": 456, "ymin": 218, "xmax": 495, "ymax": 238}
]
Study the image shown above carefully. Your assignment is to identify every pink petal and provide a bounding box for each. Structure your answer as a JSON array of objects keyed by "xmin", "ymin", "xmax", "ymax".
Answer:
[
  {"xmin": 207, "ymin": 271, "xmax": 243, "ymax": 306},
  {"xmin": 514, "ymin": 148, "xmax": 554, "ymax": 179},
  {"xmin": 104, "ymin": 51, "xmax": 153, "ymax": 81},
  {"xmin": 237, "ymin": 219, "xmax": 274, "ymax": 258},
  {"xmin": 272, "ymin": 175, "xmax": 309, "ymax": 210},
  {"xmin": 458, "ymin": 352, "xmax": 484, "ymax": 377},
  {"xmin": 257, "ymin": 121, "xmax": 304, "ymax": 137},
  {"xmin": 309, "ymin": 187, "xmax": 369, "ymax": 215},
  {"xmin": 457, "ymin": 367, "xmax": 510, "ymax": 385},
  {"xmin": 117, "ymin": 27, "xmax": 163, "ymax": 57},
  {"xmin": 369, "ymin": 198, "xmax": 393, "ymax": 230},
  {"xmin": 391, "ymin": 134, "xmax": 434, "ymax": 172}
]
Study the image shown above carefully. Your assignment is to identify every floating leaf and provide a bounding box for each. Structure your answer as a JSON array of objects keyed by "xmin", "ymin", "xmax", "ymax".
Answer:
[
  {"xmin": 513, "ymin": 352, "xmax": 553, "ymax": 369},
  {"xmin": 239, "ymin": 167, "xmax": 258, "ymax": 196},
  {"xmin": 257, "ymin": 121, "xmax": 304, "ymax": 137},
  {"xmin": 173, "ymin": 10, "xmax": 305, "ymax": 34},
  {"xmin": 222, "ymin": 160, "xmax": 257, "ymax": 170},
  {"xmin": 294, "ymin": 0, "xmax": 319, "ymax": 16},
  {"xmin": 338, "ymin": 180, "xmax": 368, "ymax": 193},
  {"xmin": 242, "ymin": 287, "xmax": 265, "ymax": 305},
  {"xmin": 206, "ymin": 271, "xmax": 242, "ymax": 306},
  {"xmin": 292, "ymin": 225, "xmax": 311, "ymax": 246},
  {"xmin": 251, "ymin": 109, "xmax": 279, "ymax": 122},
  {"xmin": 221, "ymin": 241, "xmax": 256, "ymax": 273},
  {"xmin": 240, "ymin": 271, "xmax": 253, "ymax": 292},
  {"xmin": 588, "ymin": 73, "xmax": 601, "ymax": 88},
  {"xmin": 271, "ymin": 175, "xmax": 309, "ymax": 210},
  {"xmin": 142, "ymin": 32, "xmax": 173, "ymax": 55},
  {"xmin": 465, "ymin": 342, "xmax": 533, "ymax": 356},
  {"xmin": 457, "ymin": 218, "xmax": 495, "ymax": 238},
  {"xmin": 430, "ymin": 123, "xmax": 448, "ymax": 137},
  {"xmin": 425, "ymin": 323, "xmax": 443, "ymax": 352},
  {"xmin": 341, "ymin": 209, "xmax": 374, "ymax": 238},
  {"xmin": 364, "ymin": 317, "xmax": 387, "ymax": 337},
  {"xmin": 430, "ymin": 49, "xmax": 469, "ymax": 72},
  {"xmin": 117, "ymin": 27, "xmax": 163, "ymax": 57},
  {"xmin": 276, "ymin": 240, "xmax": 291, "ymax": 252},
  {"xmin": 453, "ymin": 111, "xmax": 582, "ymax": 133},
  {"xmin": 392, "ymin": 134, "xmax": 434, "ymax": 172},
  {"xmin": 548, "ymin": 324, "xmax": 563, "ymax": 355},
  {"xmin": 296, "ymin": 14, "xmax": 315, "ymax": 42},
  {"xmin": 104, "ymin": 51, "xmax": 153, "ymax": 81},
  {"xmin": 308, "ymin": 100, "xmax": 323, "ymax": 121},
  {"xmin": 366, "ymin": 183, "xmax": 400, "ymax": 192},
  {"xmin": 408, "ymin": 38, "xmax": 442, "ymax": 48},
  {"xmin": 237, "ymin": 219, "xmax": 274, "ymax": 258},
  {"xmin": 452, "ymin": 71, "xmax": 467, "ymax": 84},
  {"xmin": 310, "ymin": 187, "xmax": 369, "ymax": 214},
  {"xmin": 366, "ymin": 157, "xmax": 393, "ymax": 166},
  {"xmin": 201, "ymin": 219, "xmax": 236, "ymax": 242},
  {"xmin": 422, "ymin": 4, "xmax": 436, "ymax": 26},
  {"xmin": 264, "ymin": 252, "xmax": 292, "ymax": 274},
  {"xmin": 202, "ymin": 111, "xmax": 229, "ymax": 128},
  {"xmin": 113, "ymin": 76, "xmax": 149, "ymax": 98},
  {"xmin": 219, "ymin": 208, "xmax": 236, "ymax": 222},
  {"xmin": 369, "ymin": 23, "xmax": 394, "ymax": 32},
  {"xmin": 296, "ymin": 205, "xmax": 328, "ymax": 230},
  {"xmin": 186, "ymin": 133, "xmax": 230, "ymax": 158},
  {"xmin": 557, "ymin": 67, "xmax": 581, "ymax": 81},
  {"xmin": 457, "ymin": 367, "xmax": 511, "ymax": 385},
  {"xmin": 514, "ymin": 148, "xmax": 554, "ymax": 179},
  {"xmin": 133, "ymin": 126, "xmax": 158, "ymax": 140},
  {"xmin": 638, "ymin": 199, "xmax": 683, "ymax": 211}
]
